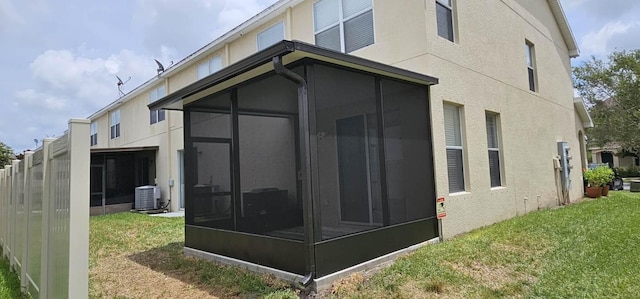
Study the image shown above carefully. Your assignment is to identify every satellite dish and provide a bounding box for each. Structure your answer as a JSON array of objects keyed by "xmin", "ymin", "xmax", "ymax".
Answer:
[
  {"xmin": 115, "ymin": 75, "xmax": 131, "ymax": 97},
  {"xmin": 154, "ymin": 59, "xmax": 165, "ymax": 74}
]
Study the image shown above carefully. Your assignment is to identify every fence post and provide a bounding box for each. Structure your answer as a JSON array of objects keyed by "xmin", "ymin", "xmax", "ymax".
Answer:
[
  {"xmin": 67, "ymin": 119, "xmax": 90, "ymax": 298},
  {"xmin": 21, "ymin": 152, "xmax": 33, "ymax": 290},
  {"xmin": 0, "ymin": 168, "xmax": 4, "ymax": 253},
  {"xmin": 2, "ymin": 165, "xmax": 10, "ymax": 259},
  {"xmin": 10, "ymin": 160, "xmax": 20, "ymax": 269},
  {"xmin": 39, "ymin": 138, "xmax": 54, "ymax": 299}
]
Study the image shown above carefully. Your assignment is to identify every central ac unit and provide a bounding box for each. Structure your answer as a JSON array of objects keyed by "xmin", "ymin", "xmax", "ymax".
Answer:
[{"xmin": 135, "ymin": 186, "xmax": 160, "ymax": 210}]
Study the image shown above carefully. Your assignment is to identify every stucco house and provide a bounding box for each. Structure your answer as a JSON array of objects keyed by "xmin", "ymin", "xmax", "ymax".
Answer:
[
  {"xmin": 88, "ymin": 0, "xmax": 590, "ymax": 287},
  {"xmin": 590, "ymin": 145, "xmax": 639, "ymax": 169}
]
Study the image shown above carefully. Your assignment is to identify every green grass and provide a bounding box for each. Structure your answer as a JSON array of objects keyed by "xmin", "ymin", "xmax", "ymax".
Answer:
[
  {"xmin": 83, "ymin": 191, "xmax": 640, "ymax": 297},
  {"xmin": 0, "ymin": 248, "xmax": 29, "ymax": 299},
  {"xmin": 333, "ymin": 191, "xmax": 640, "ymax": 298}
]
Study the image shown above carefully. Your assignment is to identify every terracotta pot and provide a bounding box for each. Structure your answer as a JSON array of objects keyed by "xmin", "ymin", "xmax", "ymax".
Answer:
[
  {"xmin": 602, "ymin": 185, "xmax": 610, "ymax": 196},
  {"xmin": 586, "ymin": 186, "xmax": 602, "ymax": 198}
]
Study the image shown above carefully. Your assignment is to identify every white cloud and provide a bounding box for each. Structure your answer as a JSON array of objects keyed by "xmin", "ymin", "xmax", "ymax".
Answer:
[
  {"xmin": 28, "ymin": 48, "xmax": 158, "ymax": 110},
  {"xmin": 580, "ymin": 21, "xmax": 638, "ymax": 56},
  {"xmin": 14, "ymin": 89, "xmax": 66, "ymax": 110},
  {"xmin": 132, "ymin": 0, "xmax": 271, "ymax": 56}
]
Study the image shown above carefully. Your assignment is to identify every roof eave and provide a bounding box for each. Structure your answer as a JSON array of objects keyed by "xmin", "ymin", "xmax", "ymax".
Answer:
[
  {"xmin": 574, "ymin": 97, "xmax": 593, "ymax": 128},
  {"xmin": 548, "ymin": 0, "xmax": 580, "ymax": 58},
  {"xmin": 149, "ymin": 40, "xmax": 439, "ymax": 111}
]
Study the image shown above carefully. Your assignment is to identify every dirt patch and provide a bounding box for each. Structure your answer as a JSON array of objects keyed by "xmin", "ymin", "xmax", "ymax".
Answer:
[
  {"xmin": 91, "ymin": 253, "xmax": 219, "ymax": 299},
  {"xmin": 448, "ymin": 261, "xmax": 536, "ymax": 291}
]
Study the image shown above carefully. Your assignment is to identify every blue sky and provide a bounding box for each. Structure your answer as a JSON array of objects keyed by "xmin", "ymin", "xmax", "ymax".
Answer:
[{"xmin": 1, "ymin": 0, "xmax": 639, "ymax": 152}]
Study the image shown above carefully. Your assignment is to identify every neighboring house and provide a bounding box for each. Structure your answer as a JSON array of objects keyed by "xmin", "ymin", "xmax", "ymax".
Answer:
[
  {"xmin": 89, "ymin": 0, "xmax": 589, "ymax": 285},
  {"xmin": 590, "ymin": 145, "xmax": 639, "ymax": 168}
]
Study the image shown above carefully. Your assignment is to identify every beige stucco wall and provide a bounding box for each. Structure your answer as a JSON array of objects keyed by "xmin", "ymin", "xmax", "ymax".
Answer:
[{"xmin": 89, "ymin": 0, "xmax": 583, "ymax": 238}]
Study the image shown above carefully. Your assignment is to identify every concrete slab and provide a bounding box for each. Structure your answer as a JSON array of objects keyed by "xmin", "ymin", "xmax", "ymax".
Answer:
[{"xmin": 149, "ymin": 210, "xmax": 184, "ymax": 218}]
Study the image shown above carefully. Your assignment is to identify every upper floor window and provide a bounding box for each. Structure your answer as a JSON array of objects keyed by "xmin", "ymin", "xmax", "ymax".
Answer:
[
  {"xmin": 257, "ymin": 21, "xmax": 285, "ymax": 50},
  {"xmin": 313, "ymin": 0, "xmax": 374, "ymax": 53},
  {"xmin": 436, "ymin": 0, "xmax": 454, "ymax": 41},
  {"xmin": 90, "ymin": 121, "xmax": 98, "ymax": 146},
  {"xmin": 110, "ymin": 110, "xmax": 120, "ymax": 139},
  {"xmin": 444, "ymin": 103, "xmax": 465, "ymax": 193},
  {"xmin": 526, "ymin": 41, "xmax": 537, "ymax": 92},
  {"xmin": 197, "ymin": 56, "xmax": 223, "ymax": 80},
  {"xmin": 486, "ymin": 112, "xmax": 502, "ymax": 187},
  {"xmin": 149, "ymin": 85, "xmax": 166, "ymax": 124}
]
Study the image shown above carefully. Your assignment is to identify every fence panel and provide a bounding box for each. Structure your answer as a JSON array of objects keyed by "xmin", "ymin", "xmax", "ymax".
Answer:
[
  {"xmin": 13, "ymin": 159, "xmax": 25, "ymax": 272},
  {"xmin": 0, "ymin": 119, "xmax": 89, "ymax": 299},
  {"xmin": 25, "ymin": 150, "xmax": 44, "ymax": 297}
]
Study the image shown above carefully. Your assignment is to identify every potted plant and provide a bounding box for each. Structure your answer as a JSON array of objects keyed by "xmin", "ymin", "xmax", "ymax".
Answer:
[
  {"xmin": 599, "ymin": 167, "xmax": 615, "ymax": 196},
  {"xmin": 583, "ymin": 166, "xmax": 614, "ymax": 198}
]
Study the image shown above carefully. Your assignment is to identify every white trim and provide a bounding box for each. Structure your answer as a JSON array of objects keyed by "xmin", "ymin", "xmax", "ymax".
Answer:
[
  {"xmin": 547, "ymin": 0, "xmax": 579, "ymax": 57},
  {"xmin": 573, "ymin": 97, "xmax": 593, "ymax": 128}
]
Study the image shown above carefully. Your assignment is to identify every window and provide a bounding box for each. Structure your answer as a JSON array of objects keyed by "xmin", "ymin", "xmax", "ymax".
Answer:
[
  {"xmin": 436, "ymin": 0, "xmax": 454, "ymax": 41},
  {"xmin": 443, "ymin": 104, "xmax": 465, "ymax": 193},
  {"xmin": 149, "ymin": 85, "xmax": 166, "ymax": 124},
  {"xmin": 486, "ymin": 113, "xmax": 502, "ymax": 187},
  {"xmin": 257, "ymin": 21, "xmax": 284, "ymax": 50},
  {"xmin": 110, "ymin": 110, "xmax": 120, "ymax": 139},
  {"xmin": 313, "ymin": 0, "xmax": 374, "ymax": 53},
  {"xmin": 90, "ymin": 121, "xmax": 98, "ymax": 146},
  {"xmin": 197, "ymin": 56, "xmax": 222, "ymax": 79},
  {"xmin": 526, "ymin": 41, "xmax": 536, "ymax": 92}
]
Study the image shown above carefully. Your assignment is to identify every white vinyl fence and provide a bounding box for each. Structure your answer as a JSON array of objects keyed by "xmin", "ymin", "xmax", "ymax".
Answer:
[{"xmin": 0, "ymin": 119, "xmax": 89, "ymax": 299}]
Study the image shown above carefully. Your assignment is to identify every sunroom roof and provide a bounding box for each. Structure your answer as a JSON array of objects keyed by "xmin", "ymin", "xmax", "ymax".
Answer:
[{"xmin": 149, "ymin": 40, "xmax": 438, "ymax": 111}]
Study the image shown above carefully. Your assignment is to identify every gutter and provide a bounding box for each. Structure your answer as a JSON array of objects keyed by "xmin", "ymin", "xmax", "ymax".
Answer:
[{"xmin": 272, "ymin": 55, "xmax": 315, "ymax": 286}]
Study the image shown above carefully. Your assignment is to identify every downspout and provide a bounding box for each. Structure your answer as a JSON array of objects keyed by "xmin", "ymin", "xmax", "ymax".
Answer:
[{"xmin": 272, "ymin": 56, "xmax": 315, "ymax": 286}]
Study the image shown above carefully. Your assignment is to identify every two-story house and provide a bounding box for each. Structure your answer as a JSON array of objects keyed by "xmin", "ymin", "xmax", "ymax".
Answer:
[{"xmin": 89, "ymin": 0, "xmax": 592, "ymax": 286}]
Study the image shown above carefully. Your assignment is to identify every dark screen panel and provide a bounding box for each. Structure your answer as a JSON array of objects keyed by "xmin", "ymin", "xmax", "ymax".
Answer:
[
  {"xmin": 313, "ymin": 63, "xmax": 382, "ymax": 240},
  {"xmin": 381, "ymin": 79, "xmax": 436, "ymax": 223}
]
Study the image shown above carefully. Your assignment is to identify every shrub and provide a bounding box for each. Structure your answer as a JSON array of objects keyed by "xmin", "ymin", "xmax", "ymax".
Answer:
[
  {"xmin": 584, "ymin": 166, "xmax": 614, "ymax": 187},
  {"xmin": 614, "ymin": 166, "xmax": 640, "ymax": 178}
]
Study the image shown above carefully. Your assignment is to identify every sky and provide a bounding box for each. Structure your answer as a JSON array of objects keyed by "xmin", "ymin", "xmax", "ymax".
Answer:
[{"xmin": 1, "ymin": 0, "xmax": 639, "ymax": 152}]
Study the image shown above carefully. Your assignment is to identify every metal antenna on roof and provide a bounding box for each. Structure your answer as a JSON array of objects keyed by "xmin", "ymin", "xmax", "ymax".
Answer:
[
  {"xmin": 154, "ymin": 59, "xmax": 174, "ymax": 77},
  {"xmin": 116, "ymin": 75, "xmax": 131, "ymax": 98},
  {"xmin": 154, "ymin": 59, "xmax": 165, "ymax": 74}
]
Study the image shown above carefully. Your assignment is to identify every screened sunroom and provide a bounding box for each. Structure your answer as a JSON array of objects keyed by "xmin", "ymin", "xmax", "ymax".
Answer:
[{"xmin": 149, "ymin": 41, "xmax": 439, "ymax": 285}]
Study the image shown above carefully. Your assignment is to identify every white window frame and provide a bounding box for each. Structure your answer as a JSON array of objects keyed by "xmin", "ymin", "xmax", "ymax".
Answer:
[
  {"xmin": 313, "ymin": 0, "xmax": 375, "ymax": 53},
  {"xmin": 444, "ymin": 103, "xmax": 466, "ymax": 193},
  {"xmin": 90, "ymin": 121, "xmax": 98, "ymax": 146},
  {"xmin": 526, "ymin": 41, "xmax": 537, "ymax": 92},
  {"xmin": 486, "ymin": 112, "xmax": 503, "ymax": 187},
  {"xmin": 436, "ymin": 0, "xmax": 455, "ymax": 42},
  {"xmin": 257, "ymin": 21, "xmax": 285, "ymax": 51},
  {"xmin": 197, "ymin": 55, "xmax": 223, "ymax": 80},
  {"xmin": 149, "ymin": 85, "xmax": 166, "ymax": 124},
  {"xmin": 110, "ymin": 110, "xmax": 120, "ymax": 139}
]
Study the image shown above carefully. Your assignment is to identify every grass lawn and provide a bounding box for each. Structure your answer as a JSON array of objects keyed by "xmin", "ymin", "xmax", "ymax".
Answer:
[
  {"xmin": 89, "ymin": 191, "xmax": 640, "ymax": 298},
  {"xmin": 89, "ymin": 213, "xmax": 298, "ymax": 299},
  {"xmin": 0, "ymin": 248, "xmax": 29, "ymax": 299},
  {"xmin": 331, "ymin": 191, "xmax": 640, "ymax": 298}
]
